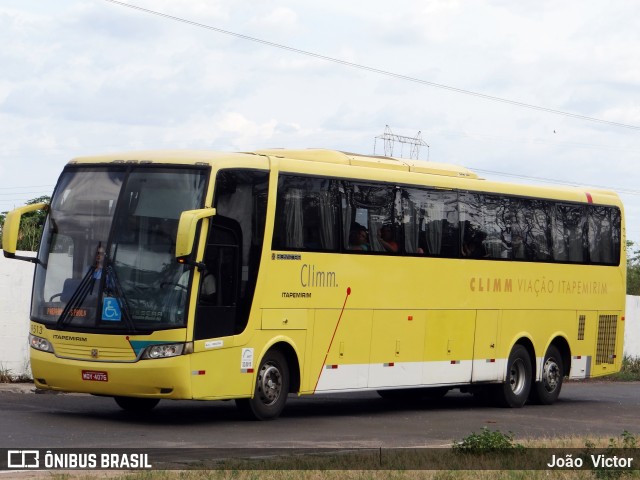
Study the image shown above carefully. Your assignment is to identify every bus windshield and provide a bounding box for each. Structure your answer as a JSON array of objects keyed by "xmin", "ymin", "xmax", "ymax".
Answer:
[{"xmin": 31, "ymin": 166, "xmax": 208, "ymax": 332}]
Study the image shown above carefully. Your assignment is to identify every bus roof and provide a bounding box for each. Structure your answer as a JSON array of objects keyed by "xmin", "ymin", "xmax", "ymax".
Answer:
[
  {"xmin": 69, "ymin": 150, "xmax": 257, "ymax": 165},
  {"xmin": 68, "ymin": 148, "xmax": 621, "ymax": 207},
  {"xmin": 69, "ymin": 148, "xmax": 478, "ymax": 179},
  {"xmin": 254, "ymin": 149, "xmax": 480, "ymax": 179}
]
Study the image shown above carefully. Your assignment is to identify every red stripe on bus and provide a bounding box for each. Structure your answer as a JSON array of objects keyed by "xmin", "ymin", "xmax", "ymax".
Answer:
[{"xmin": 314, "ymin": 288, "xmax": 351, "ymax": 392}]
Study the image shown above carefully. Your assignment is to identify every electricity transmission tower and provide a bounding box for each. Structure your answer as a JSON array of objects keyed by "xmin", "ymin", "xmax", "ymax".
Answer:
[{"xmin": 373, "ymin": 125, "xmax": 429, "ymax": 160}]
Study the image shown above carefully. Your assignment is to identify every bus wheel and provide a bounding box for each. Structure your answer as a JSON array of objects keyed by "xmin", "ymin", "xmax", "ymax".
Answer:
[
  {"xmin": 529, "ymin": 345, "xmax": 564, "ymax": 405},
  {"xmin": 494, "ymin": 344, "xmax": 532, "ymax": 408},
  {"xmin": 114, "ymin": 396, "xmax": 160, "ymax": 412},
  {"xmin": 236, "ymin": 350, "xmax": 289, "ymax": 420}
]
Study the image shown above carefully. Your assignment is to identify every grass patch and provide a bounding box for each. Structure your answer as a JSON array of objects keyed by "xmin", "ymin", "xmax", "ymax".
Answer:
[
  {"xmin": 608, "ymin": 356, "xmax": 640, "ymax": 381},
  {"xmin": 0, "ymin": 365, "xmax": 12, "ymax": 383},
  {"xmin": 0, "ymin": 362, "xmax": 33, "ymax": 383}
]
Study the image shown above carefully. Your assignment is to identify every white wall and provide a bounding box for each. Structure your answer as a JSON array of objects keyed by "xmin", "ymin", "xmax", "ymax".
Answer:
[
  {"xmin": 624, "ymin": 295, "xmax": 640, "ymax": 357},
  {"xmin": 0, "ymin": 251, "xmax": 36, "ymax": 377},
  {"xmin": 1, "ymin": 249, "xmax": 640, "ymax": 378}
]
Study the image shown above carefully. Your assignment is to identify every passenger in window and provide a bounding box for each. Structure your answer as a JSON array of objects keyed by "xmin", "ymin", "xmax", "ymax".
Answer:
[
  {"xmin": 377, "ymin": 224, "xmax": 398, "ymax": 253},
  {"xmin": 502, "ymin": 219, "xmax": 513, "ymax": 250},
  {"xmin": 501, "ymin": 216, "xmax": 523, "ymax": 259},
  {"xmin": 93, "ymin": 246, "xmax": 106, "ymax": 280},
  {"xmin": 462, "ymin": 230, "xmax": 486, "ymax": 258},
  {"xmin": 348, "ymin": 224, "xmax": 370, "ymax": 251},
  {"xmin": 200, "ymin": 273, "xmax": 217, "ymax": 302}
]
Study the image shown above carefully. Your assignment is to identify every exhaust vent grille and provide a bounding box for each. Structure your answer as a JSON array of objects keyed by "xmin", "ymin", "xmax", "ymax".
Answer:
[
  {"xmin": 596, "ymin": 315, "xmax": 617, "ymax": 365},
  {"xmin": 577, "ymin": 315, "xmax": 586, "ymax": 341}
]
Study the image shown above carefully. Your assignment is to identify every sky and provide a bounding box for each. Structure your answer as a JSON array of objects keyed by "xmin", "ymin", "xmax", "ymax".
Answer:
[{"xmin": 1, "ymin": 0, "xmax": 639, "ymax": 247}]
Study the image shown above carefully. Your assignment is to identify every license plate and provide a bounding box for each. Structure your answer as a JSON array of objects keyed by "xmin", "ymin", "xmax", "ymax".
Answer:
[{"xmin": 82, "ymin": 370, "xmax": 108, "ymax": 382}]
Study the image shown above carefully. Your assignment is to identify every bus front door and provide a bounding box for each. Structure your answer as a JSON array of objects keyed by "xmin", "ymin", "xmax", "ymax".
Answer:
[{"xmin": 193, "ymin": 216, "xmax": 242, "ymax": 340}]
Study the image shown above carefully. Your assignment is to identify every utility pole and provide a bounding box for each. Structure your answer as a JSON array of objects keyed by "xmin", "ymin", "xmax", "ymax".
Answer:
[{"xmin": 373, "ymin": 125, "xmax": 429, "ymax": 160}]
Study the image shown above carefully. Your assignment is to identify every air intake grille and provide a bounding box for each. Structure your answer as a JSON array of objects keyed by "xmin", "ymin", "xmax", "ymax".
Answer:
[
  {"xmin": 577, "ymin": 315, "xmax": 586, "ymax": 341},
  {"xmin": 596, "ymin": 315, "xmax": 617, "ymax": 365}
]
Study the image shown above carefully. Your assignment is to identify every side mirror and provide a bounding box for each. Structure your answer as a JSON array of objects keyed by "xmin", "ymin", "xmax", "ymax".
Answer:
[
  {"xmin": 175, "ymin": 208, "xmax": 216, "ymax": 259},
  {"xmin": 2, "ymin": 202, "xmax": 48, "ymax": 261}
]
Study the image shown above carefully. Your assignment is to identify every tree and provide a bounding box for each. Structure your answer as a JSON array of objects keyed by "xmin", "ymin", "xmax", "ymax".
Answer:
[
  {"xmin": 628, "ymin": 240, "xmax": 640, "ymax": 296},
  {"xmin": 0, "ymin": 195, "xmax": 51, "ymax": 252}
]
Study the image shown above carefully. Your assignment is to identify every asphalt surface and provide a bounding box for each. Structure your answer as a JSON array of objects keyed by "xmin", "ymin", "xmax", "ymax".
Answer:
[{"xmin": 1, "ymin": 381, "xmax": 639, "ymax": 448}]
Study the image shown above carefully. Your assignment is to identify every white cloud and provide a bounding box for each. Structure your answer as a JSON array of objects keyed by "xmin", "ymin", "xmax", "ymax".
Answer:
[
  {"xmin": 250, "ymin": 6, "xmax": 298, "ymax": 31},
  {"xmin": 0, "ymin": 0, "xmax": 639, "ymax": 243}
]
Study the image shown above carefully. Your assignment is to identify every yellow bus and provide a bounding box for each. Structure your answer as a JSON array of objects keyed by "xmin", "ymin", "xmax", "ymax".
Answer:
[{"xmin": 3, "ymin": 149, "xmax": 625, "ymax": 420}]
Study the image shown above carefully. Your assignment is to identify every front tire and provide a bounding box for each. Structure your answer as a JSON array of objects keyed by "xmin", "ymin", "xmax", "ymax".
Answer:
[
  {"xmin": 493, "ymin": 344, "xmax": 532, "ymax": 408},
  {"xmin": 236, "ymin": 350, "xmax": 289, "ymax": 420},
  {"xmin": 114, "ymin": 396, "xmax": 160, "ymax": 413},
  {"xmin": 529, "ymin": 345, "xmax": 564, "ymax": 405}
]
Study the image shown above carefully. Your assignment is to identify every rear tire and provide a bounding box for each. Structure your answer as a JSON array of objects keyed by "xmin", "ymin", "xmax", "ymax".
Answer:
[
  {"xmin": 529, "ymin": 345, "xmax": 564, "ymax": 405},
  {"xmin": 114, "ymin": 396, "xmax": 160, "ymax": 412},
  {"xmin": 493, "ymin": 344, "xmax": 532, "ymax": 408},
  {"xmin": 236, "ymin": 350, "xmax": 289, "ymax": 420}
]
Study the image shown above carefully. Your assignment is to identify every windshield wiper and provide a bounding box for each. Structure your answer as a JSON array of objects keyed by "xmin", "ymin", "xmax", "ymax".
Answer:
[
  {"xmin": 56, "ymin": 244, "xmax": 138, "ymax": 333},
  {"xmin": 55, "ymin": 264, "xmax": 97, "ymax": 329}
]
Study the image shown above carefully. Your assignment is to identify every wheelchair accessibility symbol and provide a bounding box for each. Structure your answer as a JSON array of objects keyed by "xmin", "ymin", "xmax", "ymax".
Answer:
[{"xmin": 102, "ymin": 297, "xmax": 122, "ymax": 321}]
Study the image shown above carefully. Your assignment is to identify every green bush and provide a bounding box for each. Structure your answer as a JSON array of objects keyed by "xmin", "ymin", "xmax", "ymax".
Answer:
[{"xmin": 453, "ymin": 427, "xmax": 523, "ymax": 452}]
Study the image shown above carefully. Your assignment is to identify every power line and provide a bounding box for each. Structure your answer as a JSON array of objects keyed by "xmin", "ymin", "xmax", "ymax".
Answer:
[
  {"xmin": 0, "ymin": 191, "xmax": 52, "ymax": 197},
  {"xmin": 441, "ymin": 130, "xmax": 640, "ymax": 154},
  {"xmin": 102, "ymin": 0, "xmax": 640, "ymax": 132},
  {"xmin": 0, "ymin": 185, "xmax": 54, "ymax": 190}
]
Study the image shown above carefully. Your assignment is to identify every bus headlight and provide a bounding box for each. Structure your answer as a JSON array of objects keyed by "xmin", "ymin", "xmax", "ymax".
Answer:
[
  {"xmin": 141, "ymin": 342, "xmax": 193, "ymax": 359},
  {"xmin": 29, "ymin": 334, "xmax": 54, "ymax": 353}
]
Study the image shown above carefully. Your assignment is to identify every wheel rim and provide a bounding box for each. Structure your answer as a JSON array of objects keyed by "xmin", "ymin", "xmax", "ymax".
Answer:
[
  {"xmin": 509, "ymin": 358, "xmax": 527, "ymax": 396},
  {"xmin": 257, "ymin": 361, "xmax": 282, "ymax": 406},
  {"xmin": 542, "ymin": 357, "xmax": 561, "ymax": 393}
]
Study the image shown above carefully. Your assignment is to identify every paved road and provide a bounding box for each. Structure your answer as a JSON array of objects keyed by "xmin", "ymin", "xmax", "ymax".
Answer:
[{"xmin": 1, "ymin": 382, "xmax": 639, "ymax": 449}]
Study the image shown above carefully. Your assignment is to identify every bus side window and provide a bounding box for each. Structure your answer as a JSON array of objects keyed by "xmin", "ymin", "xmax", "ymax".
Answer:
[
  {"xmin": 342, "ymin": 182, "xmax": 396, "ymax": 253},
  {"xmin": 589, "ymin": 206, "xmax": 620, "ymax": 265},
  {"xmin": 272, "ymin": 175, "xmax": 340, "ymax": 252},
  {"xmin": 401, "ymin": 187, "xmax": 458, "ymax": 256},
  {"xmin": 551, "ymin": 204, "xmax": 587, "ymax": 263},
  {"xmin": 459, "ymin": 192, "xmax": 488, "ymax": 258},
  {"xmin": 521, "ymin": 199, "xmax": 552, "ymax": 261}
]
